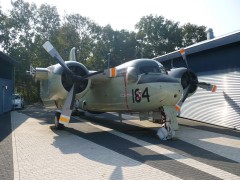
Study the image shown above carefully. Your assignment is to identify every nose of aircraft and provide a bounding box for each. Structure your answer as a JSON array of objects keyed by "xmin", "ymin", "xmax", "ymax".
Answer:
[
  {"xmin": 138, "ymin": 74, "xmax": 182, "ymax": 106},
  {"xmin": 159, "ymin": 80, "xmax": 182, "ymax": 106}
]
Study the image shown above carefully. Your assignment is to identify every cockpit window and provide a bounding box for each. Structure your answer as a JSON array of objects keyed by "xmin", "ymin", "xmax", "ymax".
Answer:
[
  {"xmin": 159, "ymin": 66, "xmax": 167, "ymax": 74},
  {"xmin": 139, "ymin": 65, "xmax": 167, "ymax": 74},
  {"xmin": 139, "ymin": 66, "xmax": 160, "ymax": 74},
  {"xmin": 15, "ymin": 96, "xmax": 20, "ymax": 99},
  {"xmin": 13, "ymin": 95, "xmax": 21, "ymax": 100},
  {"xmin": 126, "ymin": 67, "xmax": 138, "ymax": 84}
]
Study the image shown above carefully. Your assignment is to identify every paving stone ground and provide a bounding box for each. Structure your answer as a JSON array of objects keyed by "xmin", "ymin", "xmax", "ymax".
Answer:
[{"xmin": 1, "ymin": 106, "xmax": 240, "ymax": 180}]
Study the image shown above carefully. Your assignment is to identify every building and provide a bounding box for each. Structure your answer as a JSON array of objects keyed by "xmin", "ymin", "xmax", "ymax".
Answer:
[
  {"xmin": 0, "ymin": 51, "xmax": 17, "ymax": 114},
  {"xmin": 154, "ymin": 30, "xmax": 240, "ymax": 130}
]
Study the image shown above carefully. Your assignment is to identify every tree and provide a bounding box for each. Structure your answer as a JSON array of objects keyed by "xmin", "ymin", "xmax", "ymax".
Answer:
[
  {"xmin": 181, "ymin": 23, "xmax": 207, "ymax": 47},
  {"xmin": 135, "ymin": 15, "xmax": 207, "ymax": 57},
  {"xmin": 60, "ymin": 14, "xmax": 100, "ymax": 63},
  {"xmin": 86, "ymin": 25, "xmax": 113, "ymax": 70},
  {"xmin": 35, "ymin": 4, "xmax": 60, "ymax": 40},
  {"xmin": 1, "ymin": 0, "xmax": 61, "ymax": 102},
  {"xmin": 7, "ymin": 0, "xmax": 39, "ymax": 101},
  {"xmin": 86, "ymin": 25, "xmax": 138, "ymax": 70},
  {"xmin": 135, "ymin": 14, "xmax": 182, "ymax": 57},
  {"xmin": 0, "ymin": 6, "xmax": 7, "ymax": 48},
  {"xmin": 114, "ymin": 30, "xmax": 138, "ymax": 63},
  {"xmin": 32, "ymin": 3, "xmax": 61, "ymax": 67}
]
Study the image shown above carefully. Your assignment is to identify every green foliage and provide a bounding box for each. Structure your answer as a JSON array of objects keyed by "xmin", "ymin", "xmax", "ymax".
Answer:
[
  {"xmin": 0, "ymin": 6, "xmax": 7, "ymax": 45},
  {"xmin": 0, "ymin": 0, "xmax": 208, "ymax": 103},
  {"xmin": 181, "ymin": 23, "xmax": 207, "ymax": 46},
  {"xmin": 135, "ymin": 14, "xmax": 182, "ymax": 57},
  {"xmin": 36, "ymin": 4, "xmax": 60, "ymax": 40}
]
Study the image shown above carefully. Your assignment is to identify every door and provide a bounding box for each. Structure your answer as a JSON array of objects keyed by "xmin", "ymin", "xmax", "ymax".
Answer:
[{"xmin": 2, "ymin": 85, "xmax": 5, "ymax": 113}]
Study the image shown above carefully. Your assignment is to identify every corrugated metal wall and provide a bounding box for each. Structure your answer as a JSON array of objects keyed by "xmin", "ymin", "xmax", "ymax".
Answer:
[
  {"xmin": 156, "ymin": 33, "xmax": 240, "ymax": 130},
  {"xmin": 180, "ymin": 69, "xmax": 240, "ymax": 130}
]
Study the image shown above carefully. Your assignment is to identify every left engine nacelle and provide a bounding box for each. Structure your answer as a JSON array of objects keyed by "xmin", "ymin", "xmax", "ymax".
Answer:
[{"xmin": 35, "ymin": 61, "xmax": 91, "ymax": 108}]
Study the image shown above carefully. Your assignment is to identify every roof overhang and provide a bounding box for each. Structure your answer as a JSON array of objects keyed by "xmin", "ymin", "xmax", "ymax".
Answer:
[
  {"xmin": 0, "ymin": 51, "xmax": 18, "ymax": 66},
  {"xmin": 154, "ymin": 30, "xmax": 240, "ymax": 62}
]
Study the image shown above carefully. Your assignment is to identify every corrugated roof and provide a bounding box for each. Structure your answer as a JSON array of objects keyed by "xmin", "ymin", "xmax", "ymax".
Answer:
[
  {"xmin": 0, "ymin": 51, "xmax": 17, "ymax": 66},
  {"xmin": 154, "ymin": 30, "xmax": 240, "ymax": 62}
]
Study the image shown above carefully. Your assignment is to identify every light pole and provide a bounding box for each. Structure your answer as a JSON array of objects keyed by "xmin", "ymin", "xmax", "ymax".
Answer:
[{"xmin": 107, "ymin": 52, "xmax": 111, "ymax": 69}]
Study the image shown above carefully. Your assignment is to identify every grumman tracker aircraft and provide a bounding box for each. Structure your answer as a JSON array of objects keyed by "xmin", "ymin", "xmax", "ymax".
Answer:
[{"xmin": 30, "ymin": 41, "xmax": 216, "ymax": 140}]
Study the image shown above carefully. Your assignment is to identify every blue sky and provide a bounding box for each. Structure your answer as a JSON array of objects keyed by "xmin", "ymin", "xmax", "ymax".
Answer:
[{"xmin": 1, "ymin": 0, "xmax": 240, "ymax": 37}]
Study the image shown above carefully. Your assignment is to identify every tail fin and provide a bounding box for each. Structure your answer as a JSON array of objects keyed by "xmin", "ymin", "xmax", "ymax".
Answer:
[{"xmin": 69, "ymin": 47, "xmax": 76, "ymax": 61}]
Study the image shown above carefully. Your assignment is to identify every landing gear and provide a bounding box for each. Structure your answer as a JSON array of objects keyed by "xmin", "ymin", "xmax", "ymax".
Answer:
[
  {"xmin": 54, "ymin": 111, "xmax": 65, "ymax": 130},
  {"xmin": 156, "ymin": 106, "xmax": 178, "ymax": 140},
  {"xmin": 157, "ymin": 120, "xmax": 175, "ymax": 140}
]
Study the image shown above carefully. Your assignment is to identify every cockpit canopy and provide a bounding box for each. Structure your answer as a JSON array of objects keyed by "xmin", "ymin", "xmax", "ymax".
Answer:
[{"xmin": 125, "ymin": 59, "xmax": 167, "ymax": 84}]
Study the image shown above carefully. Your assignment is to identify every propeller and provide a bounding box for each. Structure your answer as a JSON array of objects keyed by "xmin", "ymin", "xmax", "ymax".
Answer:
[
  {"xmin": 43, "ymin": 41, "xmax": 80, "ymax": 124},
  {"xmin": 43, "ymin": 41, "xmax": 73, "ymax": 76},
  {"xmin": 43, "ymin": 41, "xmax": 117, "ymax": 125},
  {"xmin": 176, "ymin": 48, "xmax": 216, "ymax": 111}
]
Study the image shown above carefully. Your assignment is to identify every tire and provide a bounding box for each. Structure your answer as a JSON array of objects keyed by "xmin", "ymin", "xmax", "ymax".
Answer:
[{"xmin": 54, "ymin": 112, "xmax": 65, "ymax": 130}]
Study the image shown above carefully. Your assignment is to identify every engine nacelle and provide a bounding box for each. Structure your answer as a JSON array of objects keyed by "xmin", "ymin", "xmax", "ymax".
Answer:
[
  {"xmin": 35, "ymin": 68, "xmax": 49, "ymax": 80},
  {"xmin": 168, "ymin": 68, "xmax": 198, "ymax": 97},
  {"xmin": 35, "ymin": 61, "xmax": 91, "ymax": 108}
]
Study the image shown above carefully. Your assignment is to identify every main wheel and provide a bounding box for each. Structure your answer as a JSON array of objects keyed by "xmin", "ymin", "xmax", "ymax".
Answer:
[{"xmin": 54, "ymin": 112, "xmax": 65, "ymax": 130}]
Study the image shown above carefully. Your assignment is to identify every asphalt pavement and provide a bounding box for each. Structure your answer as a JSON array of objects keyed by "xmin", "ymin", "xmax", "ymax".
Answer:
[{"xmin": 0, "ymin": 113, "xmax": 14, "ymax": 180}]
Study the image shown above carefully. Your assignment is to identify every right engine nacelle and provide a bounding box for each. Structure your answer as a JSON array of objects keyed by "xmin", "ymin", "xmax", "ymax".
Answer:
[{"xmin": 168, "ymin": 67, "xmax": 198, "ymax": 97}]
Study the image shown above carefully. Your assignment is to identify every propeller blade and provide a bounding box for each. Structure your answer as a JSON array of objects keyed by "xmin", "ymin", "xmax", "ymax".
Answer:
[
  {"xmin": 179, "ymin": 48, "xmax": 189, "ymax": 70},
  {"xmin": 59, "ymin": 84, "xmax": 76, "ymax": 125},
  {"xmin": 198, "ymin": 82, "xmax": 217, "ymax": 92},
  {"xmin": 176, "ymin": 85, "xmax": 191, "ymax": 111},
  {"xmin": 43, "ymin": 41, "xmax": 73, "ymax": 75}
]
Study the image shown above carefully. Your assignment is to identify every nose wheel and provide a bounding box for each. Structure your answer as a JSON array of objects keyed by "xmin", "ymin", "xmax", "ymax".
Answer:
[
  {"xmin": 156, "ymin": 106, "xmax": 177, "ymax": 140},
  {"xmin": 157, "ymin": 121, "xmax": 175, "ymax": 140},
  {"xmin": 54, "ymin": 112, "xmax": 65, "ymax": 130}
]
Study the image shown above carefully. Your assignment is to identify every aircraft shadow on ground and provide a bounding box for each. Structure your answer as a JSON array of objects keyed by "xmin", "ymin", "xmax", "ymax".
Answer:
[
  {"xmin": 50, "ymin": 118, "xmax": 240, "ymax": 179},
  {"xmin": 20, "ymin": 105, "xmax": 240, "ymax": 165},
  {"xmin": 51, "ymin": 112, "xmax": 240, "ymax": 170},
  {"xmin": 51, "ymin": 125, "xmax": 177, "ymax": 179}
]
